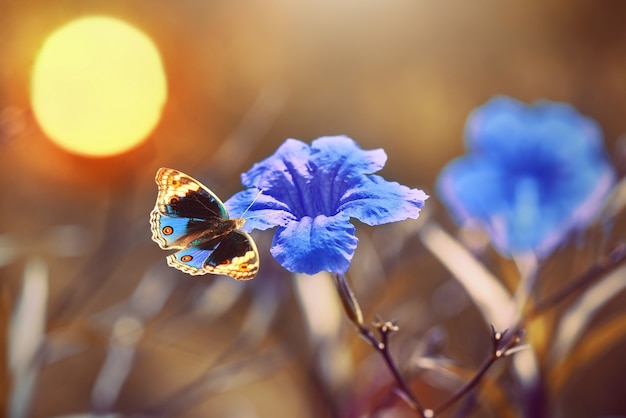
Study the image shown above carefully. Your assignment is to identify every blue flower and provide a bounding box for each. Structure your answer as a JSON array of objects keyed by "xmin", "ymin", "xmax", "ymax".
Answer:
[
  {"xmin": 225, "ymin": 135, "xmax": 428, "ymax": 275},
  {"xmin": 437, "ymin": 96, "xmax": 615, "ymax": 258}
]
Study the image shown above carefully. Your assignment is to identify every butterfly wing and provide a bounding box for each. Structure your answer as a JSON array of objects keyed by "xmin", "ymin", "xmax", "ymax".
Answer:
[
  {"xmin": 150, "ymin": 168, "xmax": 259, "ymax": 280},
  {"xmin": 150, "ymin": 212, "xmax": 192, "ymax": 249},
  {"xmin": 167, "ymin": 230, "xmax": 259, "ymax": 280},
  {"xmin": 150, "ymin": 168, "xmax": 229, "ymax": 249}
]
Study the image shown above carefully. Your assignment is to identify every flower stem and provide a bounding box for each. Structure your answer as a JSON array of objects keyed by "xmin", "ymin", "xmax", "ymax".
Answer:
[
  {"xmin": 333, "ymin": 272, "xmax": 365, "ymax": 330},
  {"xmin": 333, "ymin": 244, "xmax": 626, "ymax": 416},
  {"xmin": 332, "ymin": 273, "xmax": 426, "ymax": 416}
]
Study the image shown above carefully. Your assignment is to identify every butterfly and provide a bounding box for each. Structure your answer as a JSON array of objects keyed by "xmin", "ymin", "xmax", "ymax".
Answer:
[{"xmin": 149, "ymin": 167, "xmax": 259, "ymax": 280}]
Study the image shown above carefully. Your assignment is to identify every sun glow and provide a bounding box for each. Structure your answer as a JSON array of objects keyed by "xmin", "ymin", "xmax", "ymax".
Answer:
[{"xmin": 31, "ymin": 16, "xmax": 167, "ymax": 157}]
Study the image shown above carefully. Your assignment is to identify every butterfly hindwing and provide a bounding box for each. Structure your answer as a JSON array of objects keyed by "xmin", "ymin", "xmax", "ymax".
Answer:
[
  {"xmin": 205, "ymin": 230, "xmax": 259, "ymax": 280},
  {"xmin": 150, "ymin": 167, "xmax": 259, "ymax": 280},
  {"xmin": 166, "ymin": 230, "xmax": 259, "ymax": 280},
  {"xmin": 166, "ymin": 246, "xmax": 213, "ymax": 275}
]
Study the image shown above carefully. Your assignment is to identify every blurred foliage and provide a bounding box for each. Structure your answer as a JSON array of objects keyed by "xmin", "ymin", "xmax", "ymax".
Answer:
[{"xmin": 2, "ymin": 1, "xmax": 626, "ymax": 417}]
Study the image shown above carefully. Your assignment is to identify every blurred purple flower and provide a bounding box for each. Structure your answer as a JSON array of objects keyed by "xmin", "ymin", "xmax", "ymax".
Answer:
[
  {"xmin": 437, "ymin": 96, "xmax": 615, "ymax": 258},
  {"xmin": 226, "ymin": 135, "xmax": 428, "ymax": 275}
]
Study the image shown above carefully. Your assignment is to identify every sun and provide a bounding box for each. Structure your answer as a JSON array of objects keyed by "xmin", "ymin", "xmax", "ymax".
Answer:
[{"xmin": 31, "ymin": 16, "xmax": 167, "ymax": 157}]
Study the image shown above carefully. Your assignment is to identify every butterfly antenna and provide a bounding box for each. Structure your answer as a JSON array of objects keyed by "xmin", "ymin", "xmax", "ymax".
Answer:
[{"xmin": 240, "ymin": 189, "xmax": 263, "ymax": 219}]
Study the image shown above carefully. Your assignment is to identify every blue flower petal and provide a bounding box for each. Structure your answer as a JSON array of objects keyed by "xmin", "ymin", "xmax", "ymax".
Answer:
[
  {"xmin": 309, "ymin": 135, "xmax": 387, "ymax": 178},
  {"xmin": 437, "ymin": 96, "xmax": 616, "ymax": 258},
  {"xmin": 533, "ymin": 162, "xmax": 615, "ymax": 256},
  {"xmin": 270, "ymin": 214, "xmax": 358, "ymax": 275},
  {"xmin": 437, "ymin": 156, "xmax": 508, "ymax": 223},
  {"xmin": 239, "ymin": 139, "xmax": 314, "ymax": 218},
  {"xmin": 241, "ymin": 138, "xmax": 311, "ymax": 189},
  {"xmin": 237, "ymin": 136, "xmax": 393, "ymax": 220},
  {"xmin": 228, "ymin": 135, "xmax": 428, "ymax": 274},
  {"xmin": 439, "ymin": 154, "xmax": 615, "ymax": 257},
  {"xmin": 468, "ymin": 97, "xmax": 605, "ymax": 165},
  {"xmin": 225, "ymin": 189, "xmax": 296, "ymax": 232},
  {"xmin": 338, "ymin": 175, "xmax": 428, "ymax": 226},
  {"xmin": 305, "ymin": 136, "xmax": 391, "ymax": 216}
]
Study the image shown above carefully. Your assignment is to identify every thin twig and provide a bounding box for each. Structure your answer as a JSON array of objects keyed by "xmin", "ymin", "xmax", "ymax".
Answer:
[
  {"xmin": 433, "ymin": 242, "xmax": 626, "ymax": 416},
  {"xmin": 432, "ymin": 327, "xmax": 522, "ymax": 416},
  {"xmin": 334, "ymin": 243, "xmax": 626, "ymax": 417},
  {"xmin": 332, "ymin": 273, "xmax": 426, "ymax": 416}
]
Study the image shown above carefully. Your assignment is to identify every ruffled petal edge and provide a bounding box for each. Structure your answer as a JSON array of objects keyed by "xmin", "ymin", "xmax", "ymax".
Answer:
[
  {"xmin": 270, "ymin": 214, "xmax": 358, "ymax": 275},
  {"xmin": 338, "ymin": 175, "xmax": 428, "ymax": 226}
]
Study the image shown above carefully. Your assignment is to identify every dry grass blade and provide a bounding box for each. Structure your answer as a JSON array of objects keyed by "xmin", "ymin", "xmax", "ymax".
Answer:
[
  {"xmin": 9, "ymin": 259, "xmax": 48, "ymax": 418},
  {"xmin": 420, "ymin": 222, "xmax": 515, "ymax": 330}
]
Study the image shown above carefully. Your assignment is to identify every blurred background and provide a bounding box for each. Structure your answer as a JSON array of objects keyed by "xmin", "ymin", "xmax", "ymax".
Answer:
[{"xmin": 2, "ymin": 1, "xmax": 626, "ymax": 417}]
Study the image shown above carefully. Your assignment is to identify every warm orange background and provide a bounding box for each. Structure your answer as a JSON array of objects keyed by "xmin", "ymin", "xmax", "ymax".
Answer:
[{"xmin": 1, "ymin": 1, "xmax": 626, "ymax": 417}]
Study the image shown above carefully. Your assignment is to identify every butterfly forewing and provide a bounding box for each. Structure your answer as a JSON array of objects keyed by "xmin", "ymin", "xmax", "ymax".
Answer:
[{"xmin": 154, "ymin": 168, "xmax": 229, "ymax": 221}]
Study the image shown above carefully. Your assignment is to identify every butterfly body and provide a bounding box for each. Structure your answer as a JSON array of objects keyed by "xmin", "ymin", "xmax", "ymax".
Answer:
[{"xmin": 150, "ymin": 168, "xmax": 259, "ymax": 280}]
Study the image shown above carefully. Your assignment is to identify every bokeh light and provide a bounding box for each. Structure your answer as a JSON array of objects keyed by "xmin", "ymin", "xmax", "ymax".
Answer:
[{"xmin": 30, "ymin": 16, "xmax": 167, "ymax": 157}]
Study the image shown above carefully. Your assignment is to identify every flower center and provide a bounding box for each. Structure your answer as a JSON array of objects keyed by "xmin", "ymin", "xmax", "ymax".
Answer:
[
  {"xmin": 513, "ymin": 177, "xmax": 540, "ymax": 231},
  {"xmin": 505, "ymin": 146, "xmax": 572, "ymax": 200},
  {"xmin": 280, "ymin": 162, "xmax": 345, "ymax": 220}
]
